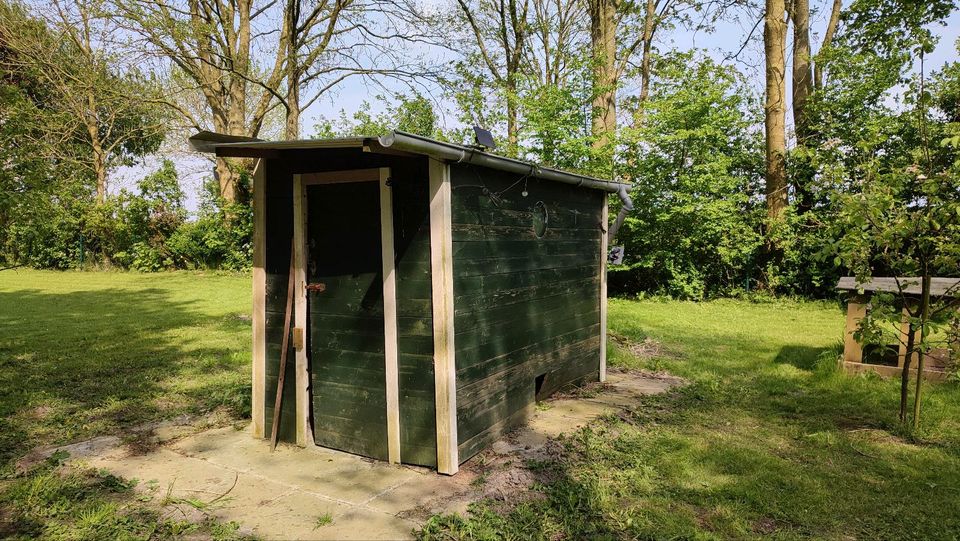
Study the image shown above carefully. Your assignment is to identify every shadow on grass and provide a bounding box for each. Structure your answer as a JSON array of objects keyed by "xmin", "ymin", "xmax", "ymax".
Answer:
[
  {"xmin": 772, "ymin": 344, "xmax": 832, "ymax": 371},
  {"xmin": 0, "ymin": 287, "xmax": 251, "ymax": 466}
]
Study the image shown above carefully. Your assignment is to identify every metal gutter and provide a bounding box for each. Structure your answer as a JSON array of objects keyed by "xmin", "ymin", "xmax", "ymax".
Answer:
[
  {"xmin": 378, "ymin": 130, "xmax": 634, "ymax": 242},
  {"xmin": 188, "ymin": 129, "xmax": 635, "ymax": 243}
]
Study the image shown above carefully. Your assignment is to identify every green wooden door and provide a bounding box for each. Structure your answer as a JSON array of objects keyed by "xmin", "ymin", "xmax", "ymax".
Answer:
[{"xmin": 306, "ymin": 181, "xmax": 388, "ymax": 460}]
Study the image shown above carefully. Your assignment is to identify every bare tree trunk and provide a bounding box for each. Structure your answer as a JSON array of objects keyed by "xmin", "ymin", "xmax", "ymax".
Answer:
[
  {"xmin": 506, "ymin": 78, "xmax": 518, "ymax": 151},
  {"xmin": 791, "ymin": 0, "xmax": 814, "ymax": 213},
  {"xmin": 284, "ymin": 0, "xmax": 300, "ymax": 140},
  {"xmin": 763, "ymin": 0, "xmax": 788, "ymax": 221},
  {"xmin": 913, "ymin": 272, "xmax": 932, "ymax": 428},
  {"xmin": 638, "ymin": 0, "xmax": 656, "ymax": 104},
  {"xmin": 814, "ymin": 0, "xmax": 842, "ymax": 90},
  {"xmin": 86, "ymin": 117, "xmax": 108, "ymax": 204},
  {"xmin": 589, "ymin": 0, "xmax": 617, "ymax": 148}
]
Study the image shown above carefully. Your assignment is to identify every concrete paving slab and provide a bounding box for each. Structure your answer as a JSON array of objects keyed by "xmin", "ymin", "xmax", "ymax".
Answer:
[{"xmin": 58, "ymin": 369, "xmax": 679, "ymax": 540}]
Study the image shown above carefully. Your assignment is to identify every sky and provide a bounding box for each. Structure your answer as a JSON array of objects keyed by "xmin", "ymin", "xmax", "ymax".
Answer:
[{"xmin": 112, "ymin": 1, "xmax": 960, "ymax": 212}]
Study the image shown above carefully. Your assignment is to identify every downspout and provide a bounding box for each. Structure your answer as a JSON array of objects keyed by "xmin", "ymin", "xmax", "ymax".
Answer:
[{"xmin": 607, "ymin": 186, "xmax": 633, "ymax": 244}]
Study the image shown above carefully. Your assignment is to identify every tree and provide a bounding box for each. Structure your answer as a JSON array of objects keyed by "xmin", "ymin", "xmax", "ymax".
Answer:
[
  {"xmin": 615, "ymin": 52, "xmax": 764, "ymax": 298},
  {"xmin": 762, "ymin": 0, "xmax": 787, "ymax": 221},
  {"xmin": 587, "ymin": 0, "xmax": 615, "ymax": 148},
  {"xmin": 0, "ymin": 0, "xmax": 164, "ymax": 204},
  {"xmin": 113, "ymin": 0, "xmax": 427, "ymax": 200},
  {"xmin": 313, "ymin": 93, "xmax": 439, "ymax": 138},
  {"xmin": 449, "ymin": 0, "xmax": 530, "ymax": 153},
  {"xmin": 825, "ymin": 28, "xmax": 960, "ymax": 426}
]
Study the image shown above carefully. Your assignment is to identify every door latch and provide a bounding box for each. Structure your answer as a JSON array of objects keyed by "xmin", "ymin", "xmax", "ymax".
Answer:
[{"xmin": 305, "ymin": 282, "xmax": 326, "ymax": 293}]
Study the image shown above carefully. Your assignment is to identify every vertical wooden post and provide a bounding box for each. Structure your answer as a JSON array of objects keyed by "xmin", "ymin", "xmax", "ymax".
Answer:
[
  {"xmin": 292, "ymin": 174, "xmax": 312, "ymax": 446},
  {"xmin": 429, "ymin": 158, "xmax": 459, "ymax": 475},
  {"xmin": 380, "ymin": 167, "xmax": 401, "ymax": 465},
  {"xmin": 599, "ymin": 195, "xmax": 609, "ymax": 383},
  {"xmin": 252, "ymin": 159, "xmax": 266, "ymax": 438},
  {"xmin": 843, "ymin": 294, "xmax": 866, "ymax": 364}
]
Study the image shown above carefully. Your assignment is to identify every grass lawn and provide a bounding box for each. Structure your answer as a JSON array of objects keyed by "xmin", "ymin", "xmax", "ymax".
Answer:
[
  {"xmin": 0, "ymin": 270, "xmax": 253, "ymax": 539},
  {"xmin": 423, "ymin": 298, "xmax": 960, "ymax": 540},
  {"xmin": 2, "ymin": 271, "xmax": 960, "ymax": 539}
]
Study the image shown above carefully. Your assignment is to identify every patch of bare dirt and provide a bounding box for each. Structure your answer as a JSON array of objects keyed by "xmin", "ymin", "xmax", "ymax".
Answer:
[
  {"xmin": 609, "ymin": 333, "xmax": 681, "ymax": 361},
  {"xmin": 752, "ymin": 517, "xmax": 779, "ymax": 535}
]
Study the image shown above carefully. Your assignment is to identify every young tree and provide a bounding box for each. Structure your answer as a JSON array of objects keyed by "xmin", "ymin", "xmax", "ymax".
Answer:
[{"xmin": 827, "ymin": 38, "xmax": 960, "ymax": 426}]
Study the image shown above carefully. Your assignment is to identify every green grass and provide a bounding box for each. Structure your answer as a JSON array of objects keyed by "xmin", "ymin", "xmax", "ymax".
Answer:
[
  {"xmin": 4, "ymin": 271, "xmax": 960, "ymax": 539},
  {"xmin": 0, "ymin": 269, "xmax": 253, "ymax": 539},
  {"xmin": 422, "ymin": 298, "xmax": 960, "ymax": 540}
]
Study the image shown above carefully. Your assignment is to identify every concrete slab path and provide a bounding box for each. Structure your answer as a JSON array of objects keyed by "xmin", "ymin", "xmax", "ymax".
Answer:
[{"xmin": 60, "ymin": 370, "xmax": 679, "ymax": 540}]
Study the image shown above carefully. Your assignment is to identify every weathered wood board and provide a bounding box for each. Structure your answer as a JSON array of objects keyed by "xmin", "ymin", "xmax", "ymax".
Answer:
[{"xmin": 449, "ymin": 164, "xmax": 604, "ymax": 462}]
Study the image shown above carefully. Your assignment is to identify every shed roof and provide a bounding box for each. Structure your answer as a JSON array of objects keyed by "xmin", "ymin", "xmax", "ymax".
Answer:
[
  {"xmin": 836, "ymin": 277, "xmax": 960, "ymax": 297},
  {"xmin": 188, "ymin": 130, "xmax": 631, "ymax": 195}
]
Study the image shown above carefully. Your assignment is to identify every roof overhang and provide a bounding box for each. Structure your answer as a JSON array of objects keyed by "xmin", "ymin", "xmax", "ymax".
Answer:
[{"xmin": 187, "ymin": 130, "xmax": 631, "ymax": 196}]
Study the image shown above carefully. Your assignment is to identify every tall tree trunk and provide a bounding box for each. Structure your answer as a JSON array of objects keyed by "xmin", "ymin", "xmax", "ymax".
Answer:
[
  {"xmin": 284, "ymin": 0, "xmax": 300, "ymax": 140},
  {"xmin": 791, "ymin": 0, "xmax": 814, "ymax": 213},
  {"xmin": 814, "ymin": 0, "xmax": 842, "ymax": 90},
  {"xmin": 212, "ymin": 112, "xmax": 239, "ymax": 204},
  {"xmin": 763, "ymin": 0, "xmax": 788, "ymax": 221},
  {"xmin": 87, "ymin": 119, "xmax": 107, "ymax": 204},
  {"xmin": 506, "ymin": 77, "xmax": 518, "ymax": 153},
  {"xmin": 638, "ymin": 0, "xmax": 656, "ymax": 105},
  {"xmin": 913, "ymin": 272, "xmax": 932, "ymax": 428},
  {"xmin": 589, "ymin": 0, "xmax": 617, "ymax": 148}
]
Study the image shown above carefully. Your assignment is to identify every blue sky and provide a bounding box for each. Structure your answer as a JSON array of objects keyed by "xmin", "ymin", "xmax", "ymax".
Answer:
[{"xmin": 114, "ymin": 2, "xmax": 960, "ymax": 211}]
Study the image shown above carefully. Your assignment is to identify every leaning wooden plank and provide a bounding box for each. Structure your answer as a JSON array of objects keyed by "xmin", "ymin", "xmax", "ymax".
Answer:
[
  {"xmin": 252, "ymin": 159, "xmax": 266, "ymax": 438},
  {"xmin": 271, "ymin": 241, "xmax": 297, "ymax": 451},
  {"xmin": 293, "ymin": 174, "xmax": 312, "ymax": 446},
  {"xmin": 380, "ymin": 167, "xmax": 402, "ymax": 464},
  {"xmin": 429, "ymin": 158, "xmax": 459, "ymax": 474}
]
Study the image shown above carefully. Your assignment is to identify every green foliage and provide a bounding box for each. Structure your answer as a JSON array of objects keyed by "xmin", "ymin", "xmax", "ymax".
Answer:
[
  {"xmin": 2, "ymin": 159, "xmax": 252, "ymax": 272},
  {"xmin": 613, "ymin": 52, "xmax": 765, "ymax": 299},
  {"xmin": 515, "ymin": 55, "xmax": 598, "ymax": 172},
  {"xmin": 313, "ymin": 93, "xmax": 440, "ymax": 138}
]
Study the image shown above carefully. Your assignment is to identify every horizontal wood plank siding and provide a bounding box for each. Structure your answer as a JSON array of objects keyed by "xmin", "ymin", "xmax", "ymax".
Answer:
[
  {"xmin": 450, "ymin": 164, "xmax": 604, "ymax": 463},
  {"xmin": 263, "ymin": 159, "xmax": 298, "ymax": 443},
  {"xmin": 390, "ymin": 159, "xmax": 437, "ymax": 467}
]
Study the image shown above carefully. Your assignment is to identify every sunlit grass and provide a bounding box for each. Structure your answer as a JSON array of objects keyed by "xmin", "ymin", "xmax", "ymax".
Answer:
[
  {"xmin": 0, "ymin": 269, "xmax": 252, "ymax": 539},
  {"xmin": 422, "ymin": 297, "xmax": 960, "ymax": 540}
]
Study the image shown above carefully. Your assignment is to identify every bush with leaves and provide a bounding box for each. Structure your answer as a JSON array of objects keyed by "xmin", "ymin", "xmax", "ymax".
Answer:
[{"xmin": 611, "ymin": 52, "xmax": 765, "ymax": 299}]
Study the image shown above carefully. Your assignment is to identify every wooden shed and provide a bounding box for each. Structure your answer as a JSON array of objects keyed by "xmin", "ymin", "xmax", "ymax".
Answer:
[
  {"xmin": 190, "ymin": 130, "xmax": 632, "ymax": 474},
  {"xmin": 837, "ymin": 277, "xmax": 959, "ymax": 381}
]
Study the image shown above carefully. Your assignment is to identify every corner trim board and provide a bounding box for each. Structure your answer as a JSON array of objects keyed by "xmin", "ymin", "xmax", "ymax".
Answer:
[
  {"xmin": 380, "ymin": 167, "xmax": 402, "ymax": 464},
  {"xmin": 293, "ymin": 173, "xmax": 312, "ymax": 446},
  {"xmin": 599, "ymin": 195, "xmax": 608, "ymax": 383},
  {"xmin": 429, "ymin": 158, "xmax": 459, "ymax": 474},
  {"xmin": 252, "ymin": 158, "xmax": 266, "ymax": 438}
]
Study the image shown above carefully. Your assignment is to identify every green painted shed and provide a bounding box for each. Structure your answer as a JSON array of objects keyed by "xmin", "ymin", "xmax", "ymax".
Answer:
[{"xmin": 190, "ymin": 130, "xmax": 632, "ymax": 474}]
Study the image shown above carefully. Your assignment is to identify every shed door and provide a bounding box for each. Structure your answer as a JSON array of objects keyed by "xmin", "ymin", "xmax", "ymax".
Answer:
[{"xmin": 306, "ymin": 180, "xmax": 388, "ymax": 460}]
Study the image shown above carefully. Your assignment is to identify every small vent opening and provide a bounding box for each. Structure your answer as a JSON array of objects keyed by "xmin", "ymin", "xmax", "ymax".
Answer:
[{"xmin": 535, "ymin": 373, "xmax": 547, "ymax": 402}]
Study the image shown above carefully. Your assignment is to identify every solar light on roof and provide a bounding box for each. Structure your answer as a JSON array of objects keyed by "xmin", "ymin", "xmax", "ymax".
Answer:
[{"xmin": 472, "ymin": 126, "xmax": 497, "ymax": 151}]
